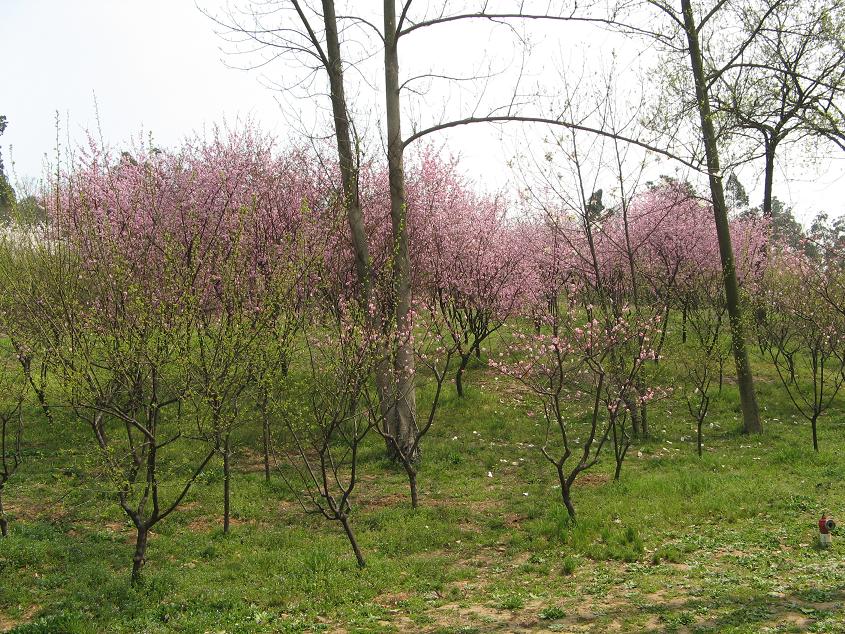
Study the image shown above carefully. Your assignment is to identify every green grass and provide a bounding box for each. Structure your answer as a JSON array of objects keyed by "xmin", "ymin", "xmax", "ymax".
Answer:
[{"xmin": 2, "ymin": 339, "xmax": 845, "ymax": 633}]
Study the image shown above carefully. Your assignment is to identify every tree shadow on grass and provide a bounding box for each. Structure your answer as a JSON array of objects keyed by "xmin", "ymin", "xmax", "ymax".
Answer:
[{"xmin": 427, "ymin": 584, "xmax": 845, "ymax": 633}]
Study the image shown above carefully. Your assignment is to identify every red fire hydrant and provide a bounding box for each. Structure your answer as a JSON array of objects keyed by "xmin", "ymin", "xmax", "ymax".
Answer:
[{"xmin": 819, "ymin": 514, "xmax": 835, "ymax": 548}]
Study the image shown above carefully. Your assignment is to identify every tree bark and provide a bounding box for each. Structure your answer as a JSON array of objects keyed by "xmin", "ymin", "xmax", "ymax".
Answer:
[
  {"xmin": 14, "ymin": 347, "xmax": 54, "ymax": 427},
  {"xmin": 681, "ymin": 0, "xmax": 762, "ymax": 434},
  {"xmin": 560, "ymin": 480, "xmax": 576, "ymax": 521},
  {"xmin": 407, "ymin": 468, "xmax": 418, "ymax": 509},
  {"xmin": 131, "ymin": 525, "xmax": 149, "ymax": 584},
  {"xmin": 455, "ymin": 353, "xmax": 470, "ymax": 398},
  {"xmin": 697, "ymin": 418, "xmax": 704, "ymax": 457},
  {"xmin": 321, "ymin": 0, "xmax": 370, "ymax": 293},
  {"xmin": 384, "ymin": 0, "xmax": 419, "ymax": 460},
  {"xmin": 762, "ymin": 139, "xmax": 776, "ymax": 218},
  {"xmin": 223, "ymin": 434, "xmax": 231, "ymax": 534},
  {"xmin": 339, "ymin": 516, "xmax": 366, "ymax": 568},
  {"xmin": 0, "ymin": 488, "xmax": 7, "ymax": 537},
  {"xmin": 623, "ymin": 393, "xmax": 642, "ymax": 437},
  {"xmin": 321, "ymin": 0, "xmax": 400, "ymax": 457},
  {"xmin": 261, "ymin": 392, "xmax": 271, "ymax": 483}
]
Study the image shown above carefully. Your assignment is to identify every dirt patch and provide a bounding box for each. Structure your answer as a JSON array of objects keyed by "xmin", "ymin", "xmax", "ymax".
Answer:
[
  {"xmin": 642, "ymin": 589, "xmax": 688, "ymax": 609},
  {"xmin": 74, "ymin": 519, "xmax": 128, "ymax": 533},
  {"xmin": 185, "ymin": 514, "xmax": 266, "ymax": 533},
  {"xmin": 577, "ymin": 473, "xmax": 611, "ymax": 487},
  {"xmin": 0, "ymin": 615, "xmax": 17, "ymax": 633},
  {"xmin": 103, "ymin": 520, "xmax": 127, "ymax": 532},
  {"xmin": 359, "ymin": 492, "xmax": 411, "ymax": 510},
  {"xmin": 236, "ymin": 447, "xmax": 269, "ymax": 474},
  {"xmin": 430, "ymin": 598, "xmax": 590, "ymax": 633},
  {"xmin": 375, "ymin": 592, "xmax": 413, "ymax": 607},
  {"xmin": 0, "ymin": 605, "xmax": 39, "ymax": 633},
  {"xmin": 712, "ymin": 547, "xmax": 747, "ymax": 558},
  {"xmin": 4, "ymin": 495, "xmax": 67, "ymax": 523},
  {"xmin": 779, "ymin": 612, "xmax": 813, "ymax": 629},
  {"xmin": 186, "ymin": 516, "xmax": 217, "ymax": 532}
]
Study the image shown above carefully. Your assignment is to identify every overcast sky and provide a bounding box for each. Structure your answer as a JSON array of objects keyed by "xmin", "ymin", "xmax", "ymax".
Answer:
[{"xmin": 2, "ymin": 0, "xmax": 844, "ymax": 225}]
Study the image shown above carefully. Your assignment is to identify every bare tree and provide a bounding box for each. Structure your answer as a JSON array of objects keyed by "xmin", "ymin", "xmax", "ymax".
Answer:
[
  {"xmin": 707, "ymin": 0, "xmax": 845, "ymax": 217},
  {"xmin": 621, "ymin": 0, "xmax": 775, "ymax": 433},
  {"xmin": 756, "ymin": 250, "xmax": 845, "ymax": 451},
  {"xmin": 276, "ymin": 299, "xmax": 381, "ymax": 567},
  {"xmin": 0, "ymin": 209, "xmax": 215, "ymax": 584},
  {"xmin": 680, "ymin": 271, "xmax": 730, "ymax": 457}
]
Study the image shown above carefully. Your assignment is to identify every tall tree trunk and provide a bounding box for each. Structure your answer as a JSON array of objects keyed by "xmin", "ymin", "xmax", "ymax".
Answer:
[
  {"xmin": 321, "ymin": 0, "xmax": 369, "ymax": 292},
  {"xmin": 682, "ymin": 0, "xmax": 762, "ymax": 434},
  {"xmin": 384, "ymin": 0, "xmax": 419, "ymax": 460},
  {"xmin": 321, "ymin": 0, "xmax": 399, "ymax": 455}
]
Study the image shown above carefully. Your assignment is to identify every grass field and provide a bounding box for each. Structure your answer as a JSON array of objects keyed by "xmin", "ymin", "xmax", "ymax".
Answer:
[{"xmin": 1, "ymin": 342, "xmax": 844, "ymax": 633}]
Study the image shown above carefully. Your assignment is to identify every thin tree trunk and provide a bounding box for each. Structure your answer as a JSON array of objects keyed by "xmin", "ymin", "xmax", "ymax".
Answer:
[
  {"xmin": 223, "ymin": 434, "xmax": 231, "ymax": 534},
  {"xmin": 611, "ymin": 415, "xmax": 628, "ymax": 480},
  {"xmin": 557, "ymin": 467, "xmax": 577, "ymax": 521},
  {"xmin": 384, "ymin": 0, "xmax": 419, "ymax": 460},
  {"xmin": 131, "ymin": 525, "xmax": 149, "ymax": 584},
  {"xmin": 682, "ymin": 0, "xmax": 762, "ymax": 434},
  {"xmin": 260, "ymin": 389, "xmax": 271, "ymax": 482},
  {"xmin": 0, "ymin": 488, "xmax": 7, "ymax": 537},
  {"xmin": 455, "ymin": 353, "xmax": 470, "ymax": 397},
  {"xmin": 407, "ymin": 468, "xmax": 418, "ymax": 509},
  {"xmin": 762, "ymin": 142, "xmax": 775, "ymax": 218},
  {"xmin": 375, "ymin": 357, "xmax": 399, "ymax": 458},
  {"xmin": 697, "ymin": 415, "xmax": 704, "ymax": 457},
  {"xmin": 321, "ymin": 0, "xmax": 369, "ymax": 292},
  {"xmin": 561, "ymin": 482, "xmax": 576, "ymax": 521},
  {"xmin": 623, "ymin": 393, "xmax": 641, "ymax": 437},
  {"xmin": 339, "ymin": 516, "xmax": 366, "ymax": 568},
  {"xmin": 812, "ymin": 414, "xmax": 819, "ymax": 452},
  {"xmin": 14, "ymin": 348, "xmax": 53, "ymax": 427}
]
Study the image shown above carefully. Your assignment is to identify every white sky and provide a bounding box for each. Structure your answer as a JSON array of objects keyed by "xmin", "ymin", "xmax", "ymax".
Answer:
[{"xmin": 2, "ymin": 0, "xmax": 843, "ymax": 225}]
